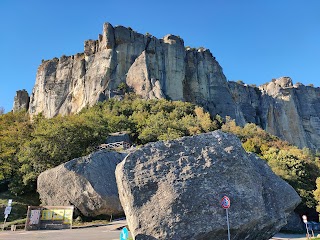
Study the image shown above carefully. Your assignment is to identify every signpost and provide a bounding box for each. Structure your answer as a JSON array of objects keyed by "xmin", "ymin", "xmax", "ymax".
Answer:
[
  {"xmin": 120, "ymin": 227, "xmax": 129, "ymax": 240},
  {"xmin": 221, "ymin": 196, "xmax": 231, "ymax": 240},
  {"xmin": 2, "ymin": 199, "xmax": 12, "ymax": 231}
]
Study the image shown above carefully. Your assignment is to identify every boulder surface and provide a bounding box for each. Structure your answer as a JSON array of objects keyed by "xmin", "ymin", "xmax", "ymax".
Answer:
[
  {"xmin": 38, "ymin": 150, "xmax": 126, "ymax": 216},
  {"xmin": 116, "ymin": 131, "xmax": 301, "ymax": 240}
]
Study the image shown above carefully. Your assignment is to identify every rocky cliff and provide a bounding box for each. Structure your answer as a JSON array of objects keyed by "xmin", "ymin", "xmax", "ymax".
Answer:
[
  {"xmin": 228, "ymin": 77, "xmax": 320, "ymax": 150},
  {"xmin": 13, "ymin": 89, "xmax": 29, "ymax": 112},
  {"xmin": 28, "ymin": 22, "xmax": 242, "ymax": 122},
  {"xmin": 20, "ymin": 23, "xmax": 320, "ymax": 151}
]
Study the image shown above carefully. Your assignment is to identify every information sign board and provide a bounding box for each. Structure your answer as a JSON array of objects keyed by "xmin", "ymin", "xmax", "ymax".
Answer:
[
  {"xmin": 25, "ymin": 206, "xmax": 74, "ymax": 231},
  {"xmin": 4, "ymin": 206, "xmax": 12, "ymax": 215}
]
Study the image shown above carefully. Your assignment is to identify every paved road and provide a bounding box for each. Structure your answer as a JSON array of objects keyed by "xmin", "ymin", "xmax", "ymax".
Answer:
[
  {"xmin": 0, "ymin": 220, "xmax": 130, "ymax": 240},
  {"xmin": 0, "ymin": 221, "xmax": 312, "ymax": 240}
]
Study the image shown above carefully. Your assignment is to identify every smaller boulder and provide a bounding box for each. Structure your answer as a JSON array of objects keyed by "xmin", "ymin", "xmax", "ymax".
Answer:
[{"xmin": 38, "ymin": 150, "xmax": 127, "ymax": 217}]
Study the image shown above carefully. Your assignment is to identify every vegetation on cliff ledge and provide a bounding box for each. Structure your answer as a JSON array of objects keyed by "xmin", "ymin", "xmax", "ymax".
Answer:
[{"xmin": 0, "ymin": 95, "xmax": 320, "ymax": 218}]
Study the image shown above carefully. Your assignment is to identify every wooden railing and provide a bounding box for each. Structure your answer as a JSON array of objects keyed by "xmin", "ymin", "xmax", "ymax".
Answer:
[{"xmin": 96, "ymin": 141, "xmax": 131, "ymax": 151}]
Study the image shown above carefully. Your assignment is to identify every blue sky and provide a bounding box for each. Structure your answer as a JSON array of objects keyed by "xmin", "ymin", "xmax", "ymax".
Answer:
[{"xmin": 1, "ymin": 0, "xmax": 319, "ymax": 112}]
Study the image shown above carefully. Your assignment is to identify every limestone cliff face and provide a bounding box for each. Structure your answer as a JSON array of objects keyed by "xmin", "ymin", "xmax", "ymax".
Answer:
[
  {"xmin": 184, "ymin": 48, "xmax": 244, "ymax": 123},
  {"xmin": 260, "ymin": 77, "xmax": 320, "ymax": 150},
  {"xmin": 228, "ymin": 77, "xmax": 320, "ymax": 150},
  {"xmin": 29, "ymin": 23, "xmax": 149, "ymax": 117},
  {"xmin": 28, "ymin": 22, "xmax": 239, "ymax": 122},
  {"xmin": 13, "ymin": 90, "xmax": 29, "ymax": 112},
  {"xmin": 25, "ymin": 22, "xmax": 320, "ymax": 151}
]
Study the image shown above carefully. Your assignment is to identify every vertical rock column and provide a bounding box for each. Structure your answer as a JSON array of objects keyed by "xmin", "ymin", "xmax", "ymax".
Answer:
[
  {"xmin": 161, "ymin": 35, "xmax": 185, "ymax": 100},
  {"xmin": 13, "ymin": 89, "xmax": 30, "ymax": 112}
]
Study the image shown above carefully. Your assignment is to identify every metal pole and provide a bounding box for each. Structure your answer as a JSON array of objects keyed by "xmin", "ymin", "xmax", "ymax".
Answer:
[
  {"xmin": 226, "ymin": 208, "xmax": 230, "ymax": 240},
  {"xmin": 2, "ymin": 216, "xmax": 7, "ymax": 231}
]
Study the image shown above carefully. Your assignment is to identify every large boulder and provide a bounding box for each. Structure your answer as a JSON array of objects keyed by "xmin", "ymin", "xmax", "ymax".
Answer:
[
  {"xmin": 116, "ymin": 131, "xmax": 301, "ymax": 240},
  {"xmin": 280, "ymin": 211, "xmax": 304, "ymax": 232},
  {"xmin": 38, "ymin": 150, "xmax": 127, "ymax": 217}
]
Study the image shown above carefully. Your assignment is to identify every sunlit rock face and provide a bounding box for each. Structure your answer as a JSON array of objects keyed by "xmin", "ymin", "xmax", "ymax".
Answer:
[
  {"xmin": 228, "ymin": 77, "xmax": 320, "ymax": 151},
  {"xmin": 38, "ymin": 150, "xmax": 126, "ymax": 217},
  {"xmin": 116, "ymin": 131, "xmax": 301, "ymax": 240},
  {"xmin": 13, "ymin": 89, "xmax": 29, "ymax": 112},
  {"xmin": 260, "ymin": 77, "xmax": 320, "ymax": 151},
  {"xmin": 28, "ymin": 22, "xmax": 240, "ymax": 123},
  {"xmin": 26, "ymin": 22, "xmax": 320, "ymax": 151}
]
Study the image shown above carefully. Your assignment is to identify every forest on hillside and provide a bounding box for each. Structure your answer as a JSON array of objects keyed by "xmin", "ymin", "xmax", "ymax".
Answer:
[{"xmin": 1, "ymin": 94, "xmax": 320, "ymax": 217}]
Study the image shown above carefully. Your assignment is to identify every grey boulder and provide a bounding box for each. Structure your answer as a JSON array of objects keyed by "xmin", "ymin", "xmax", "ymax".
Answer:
[
  {"xmin": 38, "ymin": 150, "xmax": 127, "ymax": 216},
  {"xmin": 116, "ymin": 130, "xmax": 301, "ymax": 240},
  {"xmin": 280, "ymin": 211, "xmax": 304, "ymax": 232}
]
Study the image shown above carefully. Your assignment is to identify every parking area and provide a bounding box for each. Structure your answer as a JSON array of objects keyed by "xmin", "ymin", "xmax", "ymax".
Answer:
[
  {"xmin": 0, "ymin": 220, "xmax": 130, "ymax": 240},
  {"xmin": 0, "ymin": 221, "xmax": 318, "ymax": 240}
]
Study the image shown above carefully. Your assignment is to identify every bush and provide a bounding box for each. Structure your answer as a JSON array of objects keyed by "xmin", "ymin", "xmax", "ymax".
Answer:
[{"xmin": 222, "ymin": 118, "xmax": 320, "ymax": 212}]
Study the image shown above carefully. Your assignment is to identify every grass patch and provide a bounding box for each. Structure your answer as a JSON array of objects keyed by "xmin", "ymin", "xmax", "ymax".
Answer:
[
  {"xmin": 1, "ymin": 218, "xmax": 26, "ymax": 230},
  {"xmin": 72, "ymin": 219, "xmax": 110, "ymax": 227}
]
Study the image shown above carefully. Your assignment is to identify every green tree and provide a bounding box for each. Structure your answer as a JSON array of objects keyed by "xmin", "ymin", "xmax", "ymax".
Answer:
[
  {"xmin": 314, "ymin": 178, "xmax": 320, "ymax": 212},
  {"xmin": 16, "ymin": 113, "xmax": 108, "ymax": 193},
  {"xmin": 222, "ymin": 118, "xmax": 320, "ymax": 210},
  {"xmin": 0, "ymin": 111, "xmax": 33, "ymax": 194}
]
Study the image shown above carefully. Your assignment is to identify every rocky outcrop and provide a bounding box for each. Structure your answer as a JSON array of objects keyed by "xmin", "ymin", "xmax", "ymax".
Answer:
[
  {"xmin": 13, "ymin": 89, "xmax": 29, "ymax": 112},
  {"xmin": 228, "ymin": 82, "xmax": 261, "ymax": 124},
  {"xmin": 228, "ymin": 77, "xmax": 320, "ymax": 150},
  {"xmin": 23, "ymin": 22, "xmax": 320, "ymax": 151},
  {"xmin": 38, "ymin": 150, "xmax": 126, "ymax": 217},
  {"xmin": 115, "ymin": 131, "xmax": 301, "ymax": 240},
  {"xmin": 260, "ymin": 77, "xmax": 320, "ymax": 150},
  {"xmin": 28, "ymin": 22, "xmax": 241, "ymax": 123}
]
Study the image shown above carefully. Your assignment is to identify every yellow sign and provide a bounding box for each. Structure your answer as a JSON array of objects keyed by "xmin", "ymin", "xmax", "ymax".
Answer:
[
  {"xmin": 52, "ymin": 209, "xmax": 64, "ymax": 220},
  {"xmin": 63, "ymin": 209, "xmax": 73, "ymax": 224},
  {"xmin": 41, "ymin": 210, "xmax": 53, "ymax": 220}
]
